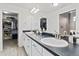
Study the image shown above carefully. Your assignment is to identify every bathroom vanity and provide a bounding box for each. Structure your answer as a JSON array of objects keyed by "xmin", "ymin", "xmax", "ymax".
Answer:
[
  {"xmin": 23, "ymin": 31, "xmax": 79, "ymax": 56},
  {"xmin": 23, "ymin": 31, "xmax": 55, "ymax": 56}
]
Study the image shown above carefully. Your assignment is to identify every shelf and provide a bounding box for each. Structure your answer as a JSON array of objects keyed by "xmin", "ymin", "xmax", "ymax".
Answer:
[{"xmin": 3, "ymin": 15, "xmax": 17, "ymax": 40}]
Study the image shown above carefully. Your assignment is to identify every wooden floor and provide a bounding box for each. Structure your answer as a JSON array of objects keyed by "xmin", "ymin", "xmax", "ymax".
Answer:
[{"xmin": 0, "ymin": 39, "xmax": 27, "ymax": 56}]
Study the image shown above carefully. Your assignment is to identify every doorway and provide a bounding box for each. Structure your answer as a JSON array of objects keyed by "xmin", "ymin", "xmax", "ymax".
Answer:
[
  {"xmin": 59, "ymin": 10, "xmax": 76, "ymax": 35},
  {"xmin": 2, "ymin": 11, "xmax": 18, "ymax": 49}
]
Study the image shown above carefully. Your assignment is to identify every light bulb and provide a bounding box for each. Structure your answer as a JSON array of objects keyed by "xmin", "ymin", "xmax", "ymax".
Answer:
[
  {"xmin": 34, "ymin": 9, "xmax": 39, "ymax": 13},
  {"xmin": 30, "ymin": 7, "xmax": 36, "ymax": 13}
]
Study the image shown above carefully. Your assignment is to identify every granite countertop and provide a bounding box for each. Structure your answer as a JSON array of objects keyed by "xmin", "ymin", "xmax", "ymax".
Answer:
[{"xmin": 23, "ymin": 32, "xmax": 79, "ymax": 56}]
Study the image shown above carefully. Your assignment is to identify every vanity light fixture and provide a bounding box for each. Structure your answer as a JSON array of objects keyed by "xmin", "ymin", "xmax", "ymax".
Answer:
[
  {"xmin": 34, "ymin": 8, "xmax": 39, "ymax": 13},
  {"xmin": 30, "ymin": 7, "xmax": 36, "ymax": 13},
  {"xmin": 31, "ymin": 7, "xmax": 39, "ymax": 14}
]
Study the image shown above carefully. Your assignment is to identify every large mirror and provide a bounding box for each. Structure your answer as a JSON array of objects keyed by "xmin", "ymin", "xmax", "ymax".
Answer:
[
  {"xmin": 59, "ymin": 9, "xmax": 76, "ymax": 35},
  {"xmin": 40, "ymin": 17, "xmax": 47, "ymax": 32}
]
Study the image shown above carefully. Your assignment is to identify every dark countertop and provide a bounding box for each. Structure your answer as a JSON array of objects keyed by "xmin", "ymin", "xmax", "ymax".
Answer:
[{"xmin": 23, "ymin": 32, "xmax": 79, "ymax": 56}]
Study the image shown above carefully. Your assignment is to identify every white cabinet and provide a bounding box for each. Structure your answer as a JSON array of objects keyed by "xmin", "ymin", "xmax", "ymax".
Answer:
[
  {"xmin": 43, "ymin": 48, "xmax": 54, "ymax": 56},
  {"xmin": 31, "ymin": 40, "xmax": 43, "ymax": 56},
  {"xmin": 23, "ymin": 35, "xmax": 31, "ymax": 56},
  {"xmin": 23, "ymin": 33, "xmax": 54, "ymax": 56},
  {"xmin": 31, "ymin": 44, "xmax": 41, "ymax": 56}
]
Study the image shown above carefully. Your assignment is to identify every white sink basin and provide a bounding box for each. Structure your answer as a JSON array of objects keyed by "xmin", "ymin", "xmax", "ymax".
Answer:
[{"xmin": 41, "ymin": 38, "xmax": 68, "ymax": 47}]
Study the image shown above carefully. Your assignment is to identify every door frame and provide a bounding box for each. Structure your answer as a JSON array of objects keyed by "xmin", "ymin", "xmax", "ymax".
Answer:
[{"xmin": 2, "ymin": 10, "xmax": 19, "ymax": 50}]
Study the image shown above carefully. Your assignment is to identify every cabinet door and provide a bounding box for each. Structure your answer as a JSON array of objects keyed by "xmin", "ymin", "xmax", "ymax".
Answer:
[
  {"xmin": 23, "ymin": 33, "xmax": 26, "ymax": 45},
  {"xmin": 31, "ymin": 44, "xmax": 41, "ymax": 56},
  {"xmin": 32, "ymin": 40, "xmax": 43, "ymax": 55},
  {"xmin": 43, "ymin": 48, "xmax": 54, "ymax": 56},
  {"xmin": 24, "ymin": 36, "xmax": 31, "ymax": 56},
  {"xmin": 31, "ymin": 40, "xmax": 42, "ymax": 56}
]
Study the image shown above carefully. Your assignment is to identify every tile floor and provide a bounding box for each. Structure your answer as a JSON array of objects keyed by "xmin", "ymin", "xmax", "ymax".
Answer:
[{"xmin": 0, "ymin": 39, "xmax": 27, "ymax": 56}]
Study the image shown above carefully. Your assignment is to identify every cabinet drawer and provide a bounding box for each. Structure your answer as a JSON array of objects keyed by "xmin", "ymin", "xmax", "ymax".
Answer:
[
  {"xmin": 32, "ymin": 40, "xmax": 43, "ymax": 55},
  {"xmin": 24, "ymin": 36, "xmax": 31, "ymax": 45},
  {"xmin": 24, "ymin": 44, "xmax": 31, "ymax": 55},
  {"xmin": 24, "ymin": 36, "xmax": 31, "ymax": 56},
  {"xmin": 32, "ymin": 43, "xmax": 42, "ymax": 56}
]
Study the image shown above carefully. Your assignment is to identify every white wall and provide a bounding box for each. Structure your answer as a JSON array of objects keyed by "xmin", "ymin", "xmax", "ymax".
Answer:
[
  {"xmin": 29, "ymin": 11, "xmax": 59, "ymax": 33},
  {"xmin": 17, "ymin": 3, "xmax": 79, "ymax": 45},
  {"xmin": 0, "ymin": 3, "xmax": 57, "ymax": 51},
  {"xmin": 47, "ymin": 4, "xmax": 79, "ymax": 34},
  {"xmin": 0, "ymin": 4, "xmax": 52, "ymax": 51},
  {"xmin": 1, "ymin": 3, "xmax": 79, "ymax": 51},
  {"xmin": 30, "ymin": 3, "xmax": 79, "ymax": 35},
  {"xmin": 11, "ymin": 3, "xmax": 79, "ymax": 46},
  {"xmin": 0, "ymin": 3, "xmax": 31, "ymax": 51}
]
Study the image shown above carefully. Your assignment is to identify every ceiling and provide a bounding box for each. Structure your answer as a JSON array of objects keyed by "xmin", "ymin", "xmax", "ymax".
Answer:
[{"xmin": 9, "ymin": 3, "xmax": 73, "ymax": 13}]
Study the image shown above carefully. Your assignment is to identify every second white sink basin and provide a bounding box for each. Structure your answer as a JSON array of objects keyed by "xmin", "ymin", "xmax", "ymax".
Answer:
[{"xmin": 41, "ymin": 38, "xmax": 68, "ymax": 47}]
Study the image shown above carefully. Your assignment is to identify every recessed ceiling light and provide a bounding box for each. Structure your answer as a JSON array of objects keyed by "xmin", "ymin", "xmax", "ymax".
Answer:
[{"xmin": 53, "ymin": 3, "xmax": 58, "ymax": 7}]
